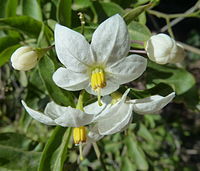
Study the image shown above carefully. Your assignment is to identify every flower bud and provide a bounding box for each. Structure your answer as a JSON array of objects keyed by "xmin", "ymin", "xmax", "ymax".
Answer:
[
  {"xmin": 11, "ymin": 46, "xmax": 39, "ymax": 71},
  {"xmin": 145, "ymin": 34, "xmax": 185, "ymax": 64}
]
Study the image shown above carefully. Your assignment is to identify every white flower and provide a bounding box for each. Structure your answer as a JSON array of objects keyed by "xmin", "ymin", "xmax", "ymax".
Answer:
[
  {"xmin": 53, "ymin": 14, "xmax": 147, "ymax": 99},
  {"xmin": 85, "ymin": 89, "xmax": 175, "ymax": 141},
  {"xmin": 21, "ymin": 89, "xmax": 175, "ymax": 143},
  {"xmin": 11, "ymin": 46, "xmax": 39, "ymax": 71},
  {"xmin": 145, "ymin": 33, "xmax": 185, "ymax": 64}
]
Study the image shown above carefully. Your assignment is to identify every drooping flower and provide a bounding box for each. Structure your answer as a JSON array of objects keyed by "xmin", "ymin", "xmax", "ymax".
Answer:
[
  {"xmin": 145, "ymin": 33, "xmax": 185, "ymax": 64},
  {"xmin": 52, "ymin": 14, "xmax": 147, "ymax": 102},
  {"xmin": 22, "ymin": 89, "xmax": 175, "ymax": 143},
  {"xmin": 85, "ymin": 89, "xmax": 175, "ymax": 141}
]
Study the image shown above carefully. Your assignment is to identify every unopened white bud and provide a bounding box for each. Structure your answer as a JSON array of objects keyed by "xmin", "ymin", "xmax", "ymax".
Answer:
[
  {"xmin": 145, "ymin": 34, "xmax": 185, "ymax": 64},
  {"xmin": 11, "ymin": 46, "xmax": 39, "ymax": 71}
]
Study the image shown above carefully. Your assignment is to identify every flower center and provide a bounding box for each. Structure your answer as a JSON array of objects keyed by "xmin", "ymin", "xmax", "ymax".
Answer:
[
  {"xmin": 91, "ymin": 68, "xmax": 106, "ymax": 91},
  {"xmin": 73, "ymin": 126, "xmax": 87, "ymax": 145},
  {"xmin": 90, "ymin": 68, "xmax": 106, "ymax": 106}
]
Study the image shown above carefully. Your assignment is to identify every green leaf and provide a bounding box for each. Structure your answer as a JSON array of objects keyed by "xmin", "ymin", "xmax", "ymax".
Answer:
[
  {"xmin": 0, "ymin": 145, "xmax": 40, "ymax": 171},
  {"xmin": 147, "ymin": 62, "xmax": 196, "ymax": 95},
  {"xmin": 128, "ymin": 20, "xmax": 151, "ymax": 49},
  {"xmin": 22, "ymin": 0, "xmax": 43, "ymax": 21},
  {"xmin": 0, "ymin": 133, "xmax": 41, "ymax": 171},
  {"xmin": 121, "ymin": 157, "xmax": 137, "ymax": 171},
  {"xmin": 93, "ymin": 1, "xmax": 124, "ymax": 22},
  {"xmin": 73, "ymin": 0, "xmax": 92, "ymax": 10},
  {"xmin": 38, "ymin": 126, "xmax": 66, "ymax": 171},
  {"xmin": 0, "ymin": 36, "xmax": 20, "ymax": 53},
  {"xmin": 129, "ymin": 83, "xmax": 174, "ymax": 99},
  {"xmin": 125, "ymin": 135, "xmax": 149, "ymax": 170},
  {"xmin": 137, "ymin": 124, "xmax": 154, "ymax": 143},
  {"xmin": 52, "ymin": 128, "xmax": 72, "ymax": 171},
  {"xmin": 123, "ymin": 3, "xmax": 152, "ymax": 24},
  {"xmin": 0, "ymin": 132, "xmax": 39, "ymax": 151},
  {"xmin": 0, "ymin": 0, "xmax": 18, "ymax": 18},
  {"xmin": 0, "ymin": 44, "xmax": 20, "ymax": 67},
  {"xmin": 0, "ymin": 16, "xmax": 53, "ymax": 39},
  {"xmin": 175, "ymin": 85, "xmax": 199, "ymax": 110},
  {"xmin": 99, "ymin": 2, "xmax": 124, "ymax": 16},
  {"xmin": 5, "ymin": 0, "xmax": 18, "ymax": 17},
  {"xmin": 57, "ymin": 0, "xmax": 72, "ymax": 27},
  {"xmin": 38, "ymin": 56, "xmax": 74, "ymax": 106}
]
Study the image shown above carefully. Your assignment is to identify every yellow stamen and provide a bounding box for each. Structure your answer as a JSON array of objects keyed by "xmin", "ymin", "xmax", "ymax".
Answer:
[
  {"xmin": 91, "ymin": 68, "xmax": 106, "ymax": 91},
  {"xmin": 73, "ymin": 126, "xmax": 86, "ymax": 145},
  {"xmin": 90, "ymin": 68, "xmax": 106, "ymax": 106}
]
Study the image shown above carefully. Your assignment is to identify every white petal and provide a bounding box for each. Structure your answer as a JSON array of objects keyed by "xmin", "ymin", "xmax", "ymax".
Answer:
[
  {"xmin": 55, "ymin": 24, "xmax": 93, "ymax": 72},
  {"xmin": 129, "ymin": 92, "xmax": 175, "ymax": 115},
  {"xmin": 44, "ymin": 101, "xmax": 65, "ymax": 119},
  {"xmin": 90, "ymin": 14, "xmax": 130, "ymax": 65},
  {"xmin": 87, "ymin": 125, "xmax": 104, "ymax": 143},
  {"xmin": 54, "ymin": 106, "xmax": 95, "ymax": 127},
  {"xmin": 94, "ymin": 89, "xmax": 130, "ymax": 121},
  {"xmin": 84, "ymin": 101, "xmax": 107, "ymax": 115},
  {"xmin": 107, "ymin": 55, "xmax": 147, "ymax": 84},
  {"xmin": 84, "ymin": 96, "xmax": 112, "ymax": 114},
  {"xmin": 85, "ymin": 76, "xmax": 119, "ymax": 96},
  {"xmin": 97, "ymin": 103, "xmax": 133, "ymax": 135},
  {"xmin": 21, "ymin": 101, "xmax": 56, "ymax": 125},
  {"xmin": 53, "ymin": 67, "xmax": 89, "ymax": 91}
]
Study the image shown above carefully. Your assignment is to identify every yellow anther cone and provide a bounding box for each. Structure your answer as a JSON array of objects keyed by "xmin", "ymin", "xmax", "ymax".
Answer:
[{"xmin": 73, "ymin": 126, "xmax": 87, "ymax": 145}]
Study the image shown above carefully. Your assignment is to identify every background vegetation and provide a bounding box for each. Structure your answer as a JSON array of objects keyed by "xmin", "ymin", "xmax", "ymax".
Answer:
[{"xmin": 0, "ymin": 0, "xmax": 200, "ymax": 170}]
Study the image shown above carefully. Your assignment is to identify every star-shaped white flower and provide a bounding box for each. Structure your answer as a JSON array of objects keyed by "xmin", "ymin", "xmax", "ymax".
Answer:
[
  {"xmin": 53, "ymin": 14, "xmax": 147, "ymax": 100},
  {"xmin": 22, "ymin": 89, "xmax": 175, "ymax": 142},
  {"xmin": 84, "ymin": 89, "xmax": 175, "ymax": 141}
]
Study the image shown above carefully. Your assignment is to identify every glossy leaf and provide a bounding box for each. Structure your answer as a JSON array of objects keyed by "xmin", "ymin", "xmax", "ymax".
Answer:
[
  {"xmin": 38, "ymin": 126, "xmax": 66, "ymax": 171},
  {"xmin": 128, "ymin": 20, "xmax": 151, "ymax": 49},
  {"xmin": 52, "ymin": 128, "xmax": 72, "ymax": 171},
  {"xmin": 129, "ymin": 83, "xmax": 174, "ymax": 99},
  {"xmin": 22, "ymin": 0, "xmax": 43, "ymax": 21},
  {"xmin": 0, "ymin": 16, "xmax": 53, "ymax": 39},
  {"xmin": 123, "ymin": 3, "xmax": 152, "ymax": 24},
  {"xmin": 57, "ymin": 0, "xmax": 72, "ymax": 27},
  {"xmin": 93, "ymin": 1, "xmax": 124, "ymax": 22},
  {"xmin": 73, "ymin": 0, "xmax": 91, "ymax": 10},
  {"xmin": 147, "ymin": 62, "xmax": 196, "ymax": 95},
  {"xmin": 0, "ymin": 36, "xmax": 20, "ymax": 53},
  {"xmin": 38, "ymin": 56, "xmax": 74, "ymax": 106},
  {"xmin": 5, "ymin": 0, "xmax": 18, "ymax": 17},
  {"xmin": 0, "ymin": 44, "xmax": 20, "ymax": 67}
]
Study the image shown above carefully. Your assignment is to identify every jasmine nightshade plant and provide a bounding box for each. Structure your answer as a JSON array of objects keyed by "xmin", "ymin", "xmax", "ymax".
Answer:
[
  {"xmin": 52, "ymin": 14, "xmax": 147, "ymax": 104},
  {"xmin": 22, "ymin": 89, "xmax": 175, "ymax": 143}
]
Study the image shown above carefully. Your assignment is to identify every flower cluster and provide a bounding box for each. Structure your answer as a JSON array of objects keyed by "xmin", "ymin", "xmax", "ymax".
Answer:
[{"xmin": 16, "ymin": 14, "xmax": 176, "ymax": 145}]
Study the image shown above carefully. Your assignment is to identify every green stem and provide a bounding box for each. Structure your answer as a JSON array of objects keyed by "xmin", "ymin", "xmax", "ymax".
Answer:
[
  {"xmin": 166, "ymin": 17, "xmax": 174, "ymax": 38},
  {"xmin": 76, "ymin": 90, "xmax": 85, "ymax": 110}
]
